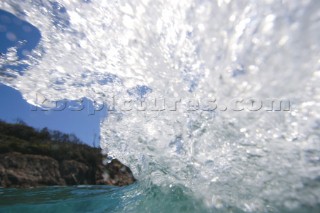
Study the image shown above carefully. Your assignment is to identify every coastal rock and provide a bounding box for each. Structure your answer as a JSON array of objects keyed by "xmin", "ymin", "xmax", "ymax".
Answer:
[
  {"xmin": 103, "ymin": 159, "xmax": 136, "ymax": 186},
  {"xmin": 0, "ymin": 152, "xmax": 65, "ymax": 187},
  {"xmin": 0, "ymin": 121, "xmax": 136, "ymax": 188},
  {"xmin": 60, "ymin": 160, "xmax": 91, "ymax": 185},
  {"xmin": 0, "ymin": 152, "xmax": 136, "ymax": 188}
]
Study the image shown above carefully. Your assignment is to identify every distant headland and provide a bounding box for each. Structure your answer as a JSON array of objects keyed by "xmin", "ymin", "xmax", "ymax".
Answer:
[{"xmin": 0, "ymin": 120, "xmax": 136, "ymax": 188}]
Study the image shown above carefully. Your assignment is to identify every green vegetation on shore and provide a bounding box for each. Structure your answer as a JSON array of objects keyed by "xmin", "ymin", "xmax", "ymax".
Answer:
[
  {"xmin": 0, "ymin": 120, "xmax": 136, "ymax": 187},
  {"xmin": 0, "ymin": 120, "xmax": 104, "ymax": 167}
]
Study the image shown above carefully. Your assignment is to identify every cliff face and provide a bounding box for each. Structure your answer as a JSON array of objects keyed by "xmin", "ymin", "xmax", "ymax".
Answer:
[
  {"xmin": 0, "ymin": 152, "xmax": 65, "ymax": 187},
  {"xmin": 0, "ymin": 121, "xmax": 136, "ymax": 188},
  {"xmin": 0, "ymin": 152, "xmax": 136, "ymax": 188}
]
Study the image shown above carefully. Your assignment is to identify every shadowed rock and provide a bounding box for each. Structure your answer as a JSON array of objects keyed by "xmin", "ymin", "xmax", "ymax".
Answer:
[
  {"xmin": 103, "ymin": 159, "xmax": 136, "ymax": 186},
  {"xmin": 0, "ymin": 152, "xmax": 136, "ymax": 188},
  {"xmin": 0, "ymin": 152, "xmax": 65, "ymax": 187}
]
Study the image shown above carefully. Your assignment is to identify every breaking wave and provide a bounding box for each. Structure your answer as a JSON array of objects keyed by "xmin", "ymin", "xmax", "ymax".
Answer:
[{"xmin": 1, "ymin": 0, "xmax": 320, "ymax": 211}]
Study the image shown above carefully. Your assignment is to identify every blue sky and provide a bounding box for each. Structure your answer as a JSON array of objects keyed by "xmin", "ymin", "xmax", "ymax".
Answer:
[{"xmin": 0, "ymin": 9, "xmax": 105, "ymax": 146}]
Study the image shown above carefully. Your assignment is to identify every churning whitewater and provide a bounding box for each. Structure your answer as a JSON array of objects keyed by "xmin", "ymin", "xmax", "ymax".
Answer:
[{"xmin": 1, "ymin": 0, "xmax": 320, "ymax": 212}]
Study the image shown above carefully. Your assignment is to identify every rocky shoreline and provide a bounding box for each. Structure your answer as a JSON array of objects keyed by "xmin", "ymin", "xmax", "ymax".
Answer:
[
  {"xmin": 0, "ymin": 152, "xmax": 135, "ymax": 188},
  {"xmin": 0, "ymin": 121, "xmax": 136, "ymax": 188}
]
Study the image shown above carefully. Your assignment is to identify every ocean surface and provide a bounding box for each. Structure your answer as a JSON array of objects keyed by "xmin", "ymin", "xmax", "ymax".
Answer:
[
  {"xmin": 1, "ymin": 0, "xmax": 320, "ymax": 212},
  {"xmin": 1, "ymin": 183, "xmax": 212, "ymax": 213},
  {"xmin": 1, "ymin": 183, "xmax": 319, "ymax": 213}
]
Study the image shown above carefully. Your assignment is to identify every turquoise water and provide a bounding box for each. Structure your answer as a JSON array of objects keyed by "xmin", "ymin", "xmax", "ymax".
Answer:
[
  {"xmin": 0, "ymin": 183, "xmax": 210, "ymax": 213},
  {"xmin": 1, "ymin": 183, "xmax": 320, "ymax": 213}
]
